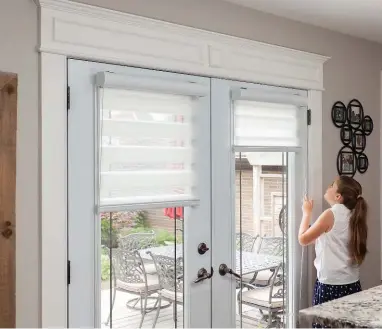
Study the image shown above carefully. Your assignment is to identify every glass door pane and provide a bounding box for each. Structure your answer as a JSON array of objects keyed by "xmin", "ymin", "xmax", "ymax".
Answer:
[
  {"xmin": 235, "ymin": 151, "xmax": 302, "ymax": 328},
  {"xmin": 100, "ymin": 207, "xmax": 185, "ymax": 328}
]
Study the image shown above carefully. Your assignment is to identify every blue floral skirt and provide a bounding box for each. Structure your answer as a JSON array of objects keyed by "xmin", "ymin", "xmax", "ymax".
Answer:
[{"xmin": 312, "ymin": 279, "xmax": 362, "ymax": 328}]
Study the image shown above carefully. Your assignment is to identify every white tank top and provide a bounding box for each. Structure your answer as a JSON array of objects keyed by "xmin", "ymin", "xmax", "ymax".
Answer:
[{"xmin": 314, "ymin": 203, "xmax": 360, "ymax": 285}]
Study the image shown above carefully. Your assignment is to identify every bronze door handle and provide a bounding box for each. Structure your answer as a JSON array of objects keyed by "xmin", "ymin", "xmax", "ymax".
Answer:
[
  {"xmin": 219, "ymin": 264, "xmax": 241, "ymax": 279},
  {"xmin": 193, "ymin": 267, "xmax": 214, "ymax": 283}
]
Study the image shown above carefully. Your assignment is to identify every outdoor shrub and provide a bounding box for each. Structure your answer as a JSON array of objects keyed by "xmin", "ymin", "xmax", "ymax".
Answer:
[
  {"xmin": 100, "ymin": 211, "xmax": 149, "ymax": 248},
  {"xmin": 101, "ymin": 253, "xmax": 110, "ymax": 281}
]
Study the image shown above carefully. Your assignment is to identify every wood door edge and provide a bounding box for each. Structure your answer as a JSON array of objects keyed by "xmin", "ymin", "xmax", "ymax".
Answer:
[{"xmin": 0, "ymin": 70, "xmax": 17, "ymax": 328}]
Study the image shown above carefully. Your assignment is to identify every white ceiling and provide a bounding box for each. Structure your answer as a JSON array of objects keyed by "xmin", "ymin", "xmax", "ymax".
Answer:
[{"xmin": 223, "ymin": 0, "xmax": 382, "ymax": 44}]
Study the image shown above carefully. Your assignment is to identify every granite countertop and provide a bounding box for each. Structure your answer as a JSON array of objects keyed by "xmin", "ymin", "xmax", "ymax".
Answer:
[{"xmin": 299, "ymin": 285, "xmax": 382, "ymax": 328}]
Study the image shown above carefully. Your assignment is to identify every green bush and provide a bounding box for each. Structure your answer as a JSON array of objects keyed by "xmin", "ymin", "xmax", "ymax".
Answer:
[
  {"xmin": 99, "ymin": 211, "xmax": 183, "ymax": 281},
  {"xmin": 157, "ymin": 229, "xmax": 183, "ymax": 245},
  {"xmin": 134, "ymin": 211, "xmax": 150, "ymax": 229},
  {"xmin": 101, "ymin": 217, "xmax": 119, "ymax": 248},
  {"xmin": 101, "ymin": 252, "xmax": 110, "ymax": 281},
  {"xmin": 100, "ymin": 211, "xmax": 150, "ymax": 248}
]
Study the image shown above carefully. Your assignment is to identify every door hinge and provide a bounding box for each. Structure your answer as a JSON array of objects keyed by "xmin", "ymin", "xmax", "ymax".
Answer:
[
  {"xmin": 67, "ymin": 86, "xmax": 71, "ymax": 110},
  {"xmin": 307, "ymin": 109, "xmax": 312, "ymax": 125},
  {"xmin": 67, "ymin": 260, "xmax": 71, "ymax": 285}
]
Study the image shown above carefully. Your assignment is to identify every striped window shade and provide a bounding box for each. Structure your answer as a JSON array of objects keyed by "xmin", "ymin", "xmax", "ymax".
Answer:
[
  {"xmin": 233, "ymin": 88, "xmax": 308, "ymax": 147},
  {"xmin": 96, "ymin": 72, "xmax": 207, "ymax": 208}
]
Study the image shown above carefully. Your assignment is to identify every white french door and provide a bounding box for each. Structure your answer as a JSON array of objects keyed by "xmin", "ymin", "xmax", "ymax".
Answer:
[
  {"xmin": 68, "ymin": 60, "xmax": 309, "ymax": 328},
  {"xmin": 68, "ymin": 60, "xmax": 212, "ymax": 328},
  {"xmin": 211, "ymin": 78, "xmax": 308, "ymax": 328}
]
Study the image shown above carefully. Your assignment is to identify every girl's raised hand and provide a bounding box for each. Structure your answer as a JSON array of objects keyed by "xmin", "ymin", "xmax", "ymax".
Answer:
[{"xmin": 302, "ymin": 195, "xmax": 314, "ymax": 215}]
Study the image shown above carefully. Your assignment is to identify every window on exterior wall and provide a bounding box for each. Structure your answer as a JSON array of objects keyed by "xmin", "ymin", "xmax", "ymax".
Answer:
[{"xmin": 259, "ymin": 167, "xmax": 285, "ymax": 237}]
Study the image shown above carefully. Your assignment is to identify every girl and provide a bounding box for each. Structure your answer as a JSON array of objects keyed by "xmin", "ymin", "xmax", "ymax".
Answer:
[{"xmin": 298, "ymin": 176, "xmax": 368, "ymax": 328}]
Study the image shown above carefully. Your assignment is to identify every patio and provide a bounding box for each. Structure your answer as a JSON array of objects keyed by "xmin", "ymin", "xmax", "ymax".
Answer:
[
  {"xmin": 101, "ymin": 287, "xmax": 271, "ymax": 328},
  {"xmin": 100, "ymin": 230, "xmax": 286, "ymax": 328}
]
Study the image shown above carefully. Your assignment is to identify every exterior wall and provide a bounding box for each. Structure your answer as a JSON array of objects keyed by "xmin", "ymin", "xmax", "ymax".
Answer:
[
  {"xmin": 234, "ymin": 167, "xmax": 284, "ymax": 238},
  {"xmin": 146, "ymin": 208, "xmax": 182, "ymax": 232},
  {"xmin": 235, "ymin": 169, "xmax": 254, "ymax": 235}
]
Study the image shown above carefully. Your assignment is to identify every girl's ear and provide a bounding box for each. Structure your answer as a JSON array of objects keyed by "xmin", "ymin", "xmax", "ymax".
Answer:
[{"xmin": 335, "ymin": 193, "xmax": 342, "ymax": 202}]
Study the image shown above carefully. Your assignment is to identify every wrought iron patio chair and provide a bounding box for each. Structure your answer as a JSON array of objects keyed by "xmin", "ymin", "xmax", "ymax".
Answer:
[
  {"xmin": 241, "ymin": 236, "xmax": 284, "ymax": 287},
  {"xmin": 238, "ymin": 262, "xmax": 285, "ymax": 328},
  {"xmin": 236, "ymin": 232, "xmax": 259, "ymax": 252},
  {"xmin": 148, "ymin": 252, "xmax": 184, "ymax": 328},
  {"xmin": 118, "ymin": 231, "xmax": 158, "ymax": 274},
  {"xmin": 104, "ymin": 246, "xmax": 161, "ymax": 328}
]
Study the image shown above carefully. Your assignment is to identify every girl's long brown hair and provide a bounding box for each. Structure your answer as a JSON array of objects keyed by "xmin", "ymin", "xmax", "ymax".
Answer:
[{"xmin": 336, "ymin": 176, "xmax": 368, "ymax": 265}]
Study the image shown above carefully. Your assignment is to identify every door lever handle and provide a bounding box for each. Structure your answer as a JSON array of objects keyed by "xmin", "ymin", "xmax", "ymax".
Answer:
[
  {"xmin": 219, "ymin": 264, "xmax": 241, "ymax": 279},
  {"xmin": 193, "ymin": 267, "xmax": 214, "ymax": 283}
]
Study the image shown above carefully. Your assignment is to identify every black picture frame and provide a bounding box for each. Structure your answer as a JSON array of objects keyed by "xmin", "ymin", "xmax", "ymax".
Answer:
[
  {"xmin": 337, "ymin": 146, "xmax": 356, "ymax": 177},
  {"xmin": 351, "ymin": 128, "xmax": 366, "ymax": 154},
  {"xmin": 362, "ymin": 115, "xmax": 373, "ymax": 136},
  {"xmin": 347, "ymin": 99, "xmax": 364, "ymax": 129},
  {"xmin": 340, "ymin": 124, "xmax": 352, "ymax": 146},
  {"xmin": 357, "ymin": 153, "xmax": 369, "ymax": 174},
  {"xmin": 331, "ymin": 101, "xmax": 347, "ymax": 128}
]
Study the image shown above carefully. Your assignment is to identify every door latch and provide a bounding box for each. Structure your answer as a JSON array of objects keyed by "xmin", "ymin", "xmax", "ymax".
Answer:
[{"xmin": 197, "ymin": 242, "xmax": 209, "ymax": 255}]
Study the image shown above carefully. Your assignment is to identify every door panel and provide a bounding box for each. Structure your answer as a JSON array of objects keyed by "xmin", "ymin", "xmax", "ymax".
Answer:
[
  {"xmin": 0, "ymin": 73, "xmax": 17, "ymax": 328},
  {"xmin": 68, "ymin": 60, "xmax": 212, "ymax": 328},
  {"xmin": 211, "ymin": 78, "xmax": 308, "ymax": 328}
]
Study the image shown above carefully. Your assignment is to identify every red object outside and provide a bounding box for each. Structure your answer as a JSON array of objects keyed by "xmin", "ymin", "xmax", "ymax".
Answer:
[{"xmin": 164, "ymin": 207, "xmax": 183, "ymax": 219}]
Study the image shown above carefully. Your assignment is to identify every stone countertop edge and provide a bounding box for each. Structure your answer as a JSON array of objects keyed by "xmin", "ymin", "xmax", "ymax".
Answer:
[
  {"xmin": 298, "ymin": 284, "xmax": 382, "ymax": 329},
  {"xmin": 299, "ymin": 309, "xmax": 370, "ymax": 328}
]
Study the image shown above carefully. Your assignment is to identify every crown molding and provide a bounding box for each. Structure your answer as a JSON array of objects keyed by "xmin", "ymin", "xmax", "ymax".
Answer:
[{"xmin": 38, "ymin": 0, "xmax": 330, "ymax": 90}]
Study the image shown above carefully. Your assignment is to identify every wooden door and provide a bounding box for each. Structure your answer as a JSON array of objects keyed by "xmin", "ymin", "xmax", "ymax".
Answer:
[{"xmin": 0, "ymin": 72, "xmax": 17, "ymax": 328}]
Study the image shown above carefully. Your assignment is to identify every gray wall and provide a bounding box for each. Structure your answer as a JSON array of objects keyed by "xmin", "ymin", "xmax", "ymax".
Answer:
[
  {"xmin": 0, "ymin": 0, "xmax": 39, "ymax": 327},
  {"xmin": 75, "ymin": 0, "xmax": 382, "ymax": 290},
  {"xmin": 1, "ymin": 0, "xmax": 381, "ymax": 326}
]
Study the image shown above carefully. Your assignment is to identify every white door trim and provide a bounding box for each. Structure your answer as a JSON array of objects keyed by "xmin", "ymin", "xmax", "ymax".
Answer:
[{"xmin": 37, "ymin": 0, "xmax": 329, "ymax": 326}]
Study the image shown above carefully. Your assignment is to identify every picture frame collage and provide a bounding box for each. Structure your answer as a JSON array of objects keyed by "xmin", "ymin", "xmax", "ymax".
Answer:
[{"xmin": 331, "ymin": 99, "xmax": 373, "ymax": 177}]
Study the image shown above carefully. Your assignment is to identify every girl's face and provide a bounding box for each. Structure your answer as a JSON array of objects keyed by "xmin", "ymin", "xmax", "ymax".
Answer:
[{"xmin": 324, "ymin": 180, "xmax": 342, "ymax": 205}]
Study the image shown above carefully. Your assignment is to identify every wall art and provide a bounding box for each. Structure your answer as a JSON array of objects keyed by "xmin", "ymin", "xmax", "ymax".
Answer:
[
  {"xmin": 352, "ymin": 129, "xmax": 366, "ymax": 154},
  {"xmin": 340, "ymin": 124, "xmax": 352, "ymax": 146},
  {"xmin": 331, "ymin": 101, "xmax": 347, "ymax": 128},
  {"xmin": 362, "ymin": 115, "xmax": 373, "ymax": 136},
  {"xmin": 332, "ymin": 99, "xmax": 372, "ymax": 175},
  {"xmin": 337, "ymin": 146, "xmax": 357, "ymax": 177},
  {"xmin": 357, "ymin": 153, "xmax": 369, "ymax": 174},
  {"xmin": 347, "ymin": 99, "xmax": 364, "ymax": 130}
]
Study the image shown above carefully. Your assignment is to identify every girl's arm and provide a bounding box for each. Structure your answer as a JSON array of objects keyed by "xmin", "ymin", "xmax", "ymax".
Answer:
[{"xmin": 298, "ymin": 198, "xmax": 334, "ymax": 246}]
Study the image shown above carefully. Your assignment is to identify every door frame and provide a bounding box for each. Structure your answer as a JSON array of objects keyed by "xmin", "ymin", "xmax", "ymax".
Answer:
[{"xmin": 38, "ymin": 0, "xmax": 329, "ymax": 326}]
